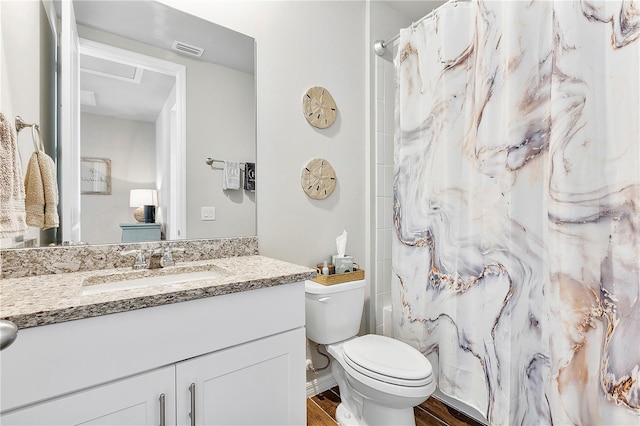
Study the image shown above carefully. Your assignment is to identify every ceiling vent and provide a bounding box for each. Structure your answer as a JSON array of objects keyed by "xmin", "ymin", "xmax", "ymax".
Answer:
[
  {"xmin": 80, "ymin": 90, "xmax": 96, "ymax": 107},
  {"xmin": 172, "ymin": 40, "xmax": 204, "ymax": 57}
]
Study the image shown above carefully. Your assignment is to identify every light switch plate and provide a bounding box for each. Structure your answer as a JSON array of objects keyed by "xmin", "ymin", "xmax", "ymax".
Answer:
[{"xmin": 201, "ymin": 207, "xmax": 215, "ymax": 221}]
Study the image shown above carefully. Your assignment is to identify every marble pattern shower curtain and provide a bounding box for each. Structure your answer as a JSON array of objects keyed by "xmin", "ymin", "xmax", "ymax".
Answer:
[{"xmin": 392, "ymin": 1, "xmax": 639, "ymax": 424}]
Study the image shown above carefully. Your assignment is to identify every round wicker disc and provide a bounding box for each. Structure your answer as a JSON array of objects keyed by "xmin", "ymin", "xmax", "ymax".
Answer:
[
  {"xmin": 302, "ymin": 86, "xmax": 337, "ymax": 129},
  {"xmin": 301, "ymin": 158, "xmax": 337, "ymax": 200}
]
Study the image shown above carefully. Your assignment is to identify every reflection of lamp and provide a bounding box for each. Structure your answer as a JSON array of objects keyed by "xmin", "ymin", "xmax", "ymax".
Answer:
[{"xmin": 129, "ymin": 189, "xmax": 157, "ymax": 223}]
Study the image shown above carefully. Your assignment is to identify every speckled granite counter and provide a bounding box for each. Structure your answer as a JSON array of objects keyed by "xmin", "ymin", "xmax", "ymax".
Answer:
[
  {"xmin": 0, "ymin": 255, "xmax": 315, "ymax": 329},
  {"xmin": 0, "ymin": 237, "xmax": 259, "ymax": 278}
]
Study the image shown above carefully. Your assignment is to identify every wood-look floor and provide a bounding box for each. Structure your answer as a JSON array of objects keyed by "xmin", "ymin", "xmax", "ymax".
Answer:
[{"xmin": 307, "ymin": 387, "xmax": 483, "ymax": 426}]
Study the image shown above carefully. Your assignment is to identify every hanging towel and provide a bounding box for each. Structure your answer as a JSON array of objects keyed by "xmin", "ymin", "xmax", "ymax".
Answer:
[
  {"xmin": 223, "ymin": 160, "xmax": 241, "ymax": 190},
  {"xmin": 0, "ymin": 113, "xmax": 28, "ymax": 237},
  {"xmin": 24, "ymin": 150, "xmax": 59, "ymax": 229},
  {"xmin": 244, "ymin": 162, "xmax": 256, "ymax": 192}
]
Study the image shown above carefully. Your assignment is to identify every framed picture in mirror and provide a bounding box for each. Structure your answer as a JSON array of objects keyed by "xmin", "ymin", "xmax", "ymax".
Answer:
[{"xmin": 81, "ymin": 157, "xmax": 112, "ymax": 195}]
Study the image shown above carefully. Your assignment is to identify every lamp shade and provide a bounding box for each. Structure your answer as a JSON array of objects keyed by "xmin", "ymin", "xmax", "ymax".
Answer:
[{"xmin": 129, "ymin": 189, "xmax": 157, "ymax": 207}]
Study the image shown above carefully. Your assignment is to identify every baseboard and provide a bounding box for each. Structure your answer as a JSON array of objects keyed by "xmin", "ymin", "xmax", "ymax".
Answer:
[{"xmin": 306, "ymin": 372, "xmax": 337, "ymax": 398}]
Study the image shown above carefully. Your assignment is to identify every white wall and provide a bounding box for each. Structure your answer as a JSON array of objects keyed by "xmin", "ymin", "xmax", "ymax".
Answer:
[
  {"xmin": 80, "ymin": 113, "xmax": 156, "ymax": 244},
  {"xmin": 186, "ymin": 61, "xmax": 255, "ymax": 239},
  {"xmin": 157, "ymin": 0, "xmax": 368, "ymax": 271},
  {"xmin": 0, "ymin": 0, "xmax": 56, "ymax": 248}
]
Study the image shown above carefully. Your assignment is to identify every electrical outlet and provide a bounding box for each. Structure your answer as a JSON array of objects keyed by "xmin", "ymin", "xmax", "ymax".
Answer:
[{"xmin": 201, "ymin": 207, "xmax": 215, "ymax": 221}]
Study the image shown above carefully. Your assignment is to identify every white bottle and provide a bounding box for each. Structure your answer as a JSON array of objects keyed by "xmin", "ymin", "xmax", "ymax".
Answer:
[{"xmin": 322, "ymin": 261, "xmax": 329, "ymax": 276}]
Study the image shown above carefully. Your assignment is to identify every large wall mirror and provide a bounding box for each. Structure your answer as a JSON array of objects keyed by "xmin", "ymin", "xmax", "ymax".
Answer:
[{"xmin": 1, "ymin": 0, "xmax": 256, "ymax": 248}]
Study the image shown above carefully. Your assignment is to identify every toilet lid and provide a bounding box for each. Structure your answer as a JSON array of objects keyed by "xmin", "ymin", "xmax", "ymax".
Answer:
[{"xmin": 342, "ymin": 335, "xmax": 433, "ymax": 386}]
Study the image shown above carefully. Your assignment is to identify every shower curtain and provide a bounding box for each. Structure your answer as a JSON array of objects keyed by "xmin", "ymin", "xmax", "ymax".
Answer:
[{"xmin": 392, "ymin": 1, "xmax": 639, "ymax": 425}]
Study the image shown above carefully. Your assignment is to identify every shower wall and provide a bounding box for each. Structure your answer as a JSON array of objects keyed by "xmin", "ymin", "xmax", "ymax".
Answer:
[{"xmin": 373, "ymin": 54, "xmax": 395, "ymax": 336}]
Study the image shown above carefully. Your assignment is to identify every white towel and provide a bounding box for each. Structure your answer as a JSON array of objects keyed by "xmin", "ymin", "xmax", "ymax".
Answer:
[
  {"xmin": 223, "ymin": 161, "xmax": 240, "ymax": 190},
  {"xmin": 0, "ymin": 113, "xmax": 28, "ymax": 237}
]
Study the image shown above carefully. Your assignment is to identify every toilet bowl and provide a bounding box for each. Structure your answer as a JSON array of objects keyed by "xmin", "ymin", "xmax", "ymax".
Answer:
[{"xmin": 305, "ymin": 279, "xmax": 435, "ymax": 426}]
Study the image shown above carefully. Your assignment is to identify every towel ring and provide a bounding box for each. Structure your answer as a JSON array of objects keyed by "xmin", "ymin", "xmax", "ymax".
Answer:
[
  {"xmin": 31, "ymin": 125, "xmax": 44, "ymax": 152},
  {"xmin": 15, "ymin": 116, "xmax": 45, "ymax": 152}
]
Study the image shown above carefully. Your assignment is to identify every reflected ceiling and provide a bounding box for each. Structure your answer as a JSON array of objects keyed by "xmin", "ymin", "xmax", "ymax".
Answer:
[{"xmin": 80, "ymin": 54, "xmax": 176, "ymax": 122}]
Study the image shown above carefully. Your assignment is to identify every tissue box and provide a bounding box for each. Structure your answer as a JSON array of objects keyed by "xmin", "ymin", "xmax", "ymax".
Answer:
[{"xmin": 332, "ymin": 255, "xmax": 354, "ymax": 274}]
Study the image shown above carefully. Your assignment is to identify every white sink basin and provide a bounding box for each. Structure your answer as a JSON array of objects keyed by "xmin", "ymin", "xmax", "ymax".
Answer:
[{"xmin": 82, "ymin": 269, "xmax": 225, "ymax": 296}]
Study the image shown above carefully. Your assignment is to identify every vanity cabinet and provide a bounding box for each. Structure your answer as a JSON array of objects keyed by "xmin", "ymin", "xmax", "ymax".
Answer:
[
  {"xmin": 0, "ymin": 282, "xmax": 306, "ymax": 425},
  {"xmin": 2, "ymin": 330, "xmax": 302, "ymax": 426}
]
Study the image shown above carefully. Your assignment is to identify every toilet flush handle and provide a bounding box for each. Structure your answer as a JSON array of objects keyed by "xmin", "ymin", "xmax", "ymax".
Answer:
[{"xmin": 318, "ymin": 296, "xmax": 331, "ymax": 303}]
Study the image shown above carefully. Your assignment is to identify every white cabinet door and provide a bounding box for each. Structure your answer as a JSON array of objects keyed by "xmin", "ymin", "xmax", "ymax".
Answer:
[
  {"xmin": 1, "ymin": 366, "xmax": 175, "ymax": 426},
  {"xmin": 176, "ymin": 328, "xmax": 306, "ymax": 426}
]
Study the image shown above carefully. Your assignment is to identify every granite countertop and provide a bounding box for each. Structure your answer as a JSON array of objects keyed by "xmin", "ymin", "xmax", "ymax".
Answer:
[{"xmin": 0, "ymin": 255, "xmax": 316, "ymax": 329}]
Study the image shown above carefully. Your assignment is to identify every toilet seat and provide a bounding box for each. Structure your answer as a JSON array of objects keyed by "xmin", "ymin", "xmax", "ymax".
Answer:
[{"xmin": 342, "ymin": 335, "xmax": 433, "ymax": 387}]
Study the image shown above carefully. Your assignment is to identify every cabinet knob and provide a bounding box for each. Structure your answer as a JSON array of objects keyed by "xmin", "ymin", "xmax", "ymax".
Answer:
[{"xmin": 0, "ymin": 320, "xmax": 18, "ymax": 350}]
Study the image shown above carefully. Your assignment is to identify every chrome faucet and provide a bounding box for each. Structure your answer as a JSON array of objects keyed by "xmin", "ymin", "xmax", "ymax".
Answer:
[
  {"xmin": 160, "ymin": 246, "xmax": 176, "ymax": 268},
  {"xmin": 159, "ymin": 244, "xmax": 185, "ymax": 268},
  {"xmin": 121, "ymin": 245, "xmax": 184, "ymax": 269},
  {"xmin": 121, "ymin": 248, "xmax": 148, "ymax": 270}
]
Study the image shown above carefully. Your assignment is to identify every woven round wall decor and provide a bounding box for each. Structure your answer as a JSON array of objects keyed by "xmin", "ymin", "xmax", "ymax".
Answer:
[
  {"xmin": 301, "ymin": 158, "xmax": 337, "ymax": 200},
  {"xmin": 302, "ymin": 86, "xmax": 337, "ymax": 129}
]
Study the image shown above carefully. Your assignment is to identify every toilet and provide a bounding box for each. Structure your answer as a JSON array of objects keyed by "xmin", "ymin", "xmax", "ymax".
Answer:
[{"xmin": 305, "ymin": 279, "xmax": 435, "ymax": 426}]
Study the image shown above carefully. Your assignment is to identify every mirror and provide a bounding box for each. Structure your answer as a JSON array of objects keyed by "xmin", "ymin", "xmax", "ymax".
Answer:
[{"xmin": 1, "ymin": 0, "xmax": 256, "ymax": 248}]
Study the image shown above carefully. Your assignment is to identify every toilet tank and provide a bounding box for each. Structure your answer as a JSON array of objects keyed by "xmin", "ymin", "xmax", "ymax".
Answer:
[{"xmin": 305, "ymin": 279, "xmax": 366, "ymax": 344}]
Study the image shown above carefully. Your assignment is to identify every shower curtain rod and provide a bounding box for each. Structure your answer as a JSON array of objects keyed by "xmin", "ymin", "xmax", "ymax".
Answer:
[{"xmin": 374, "ymin": 0, "xmax": 471, "ymax": 56}]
